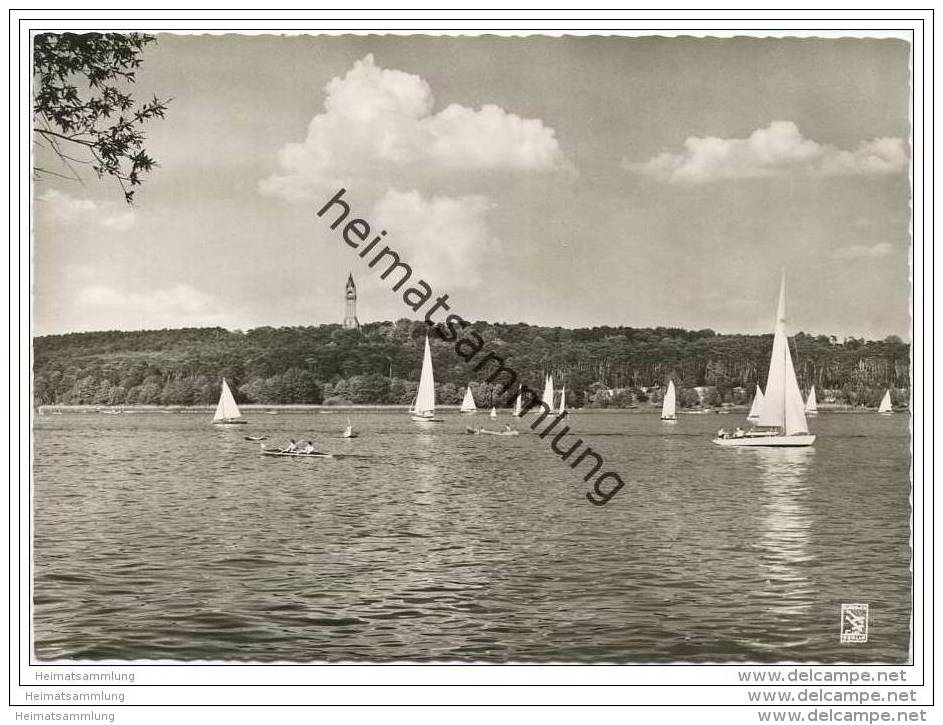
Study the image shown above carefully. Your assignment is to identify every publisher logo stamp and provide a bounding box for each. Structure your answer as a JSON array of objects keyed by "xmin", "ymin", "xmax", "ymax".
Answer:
[{"xmin": 840, "ymin": 603, "xmax": 869, "ymax": 643}]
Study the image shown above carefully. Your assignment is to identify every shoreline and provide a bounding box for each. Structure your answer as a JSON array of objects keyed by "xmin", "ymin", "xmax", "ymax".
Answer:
[{"xmin": 36, "ymin": 403, "xmax": 891, "ymax": 414}]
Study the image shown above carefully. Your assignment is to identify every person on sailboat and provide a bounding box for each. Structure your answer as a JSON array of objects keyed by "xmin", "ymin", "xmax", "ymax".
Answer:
[
  {"xmin": 717, "ymin": 428, "xmax": 728, "ymax": 440},
  {"xmin": 283, "ymin": 439, "xmax": 298, "ymax": 453},
  {"xmin": 302, "ymin": 441, "xmax": 315, "ymax": 455},
  {"xmin": 733, "ymin": 426, "xmax": 745, "ymax": 439}
]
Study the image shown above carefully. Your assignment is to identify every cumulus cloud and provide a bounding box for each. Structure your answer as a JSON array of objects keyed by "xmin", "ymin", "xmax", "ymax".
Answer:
[
  {"xmin": 629, "ymin": 121, "xmax": 907, "ymax": 184},
  {"xmin": 831, "ymin": 242, "xmax": 895, "ymax": 260},
  {"xmin": 371, "ymin": 189, "xmax": 496, "ymax": 288},
  {"xmin": 260, "ymin": 54, "xmax": 567, "ymax": 201},
  {"xmin": 37, "ymin": 189, "xmax": 136, "ymax": 231}
]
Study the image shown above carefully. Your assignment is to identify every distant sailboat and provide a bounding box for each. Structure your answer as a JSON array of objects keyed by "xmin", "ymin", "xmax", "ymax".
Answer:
[
  {"xmin": 805, "ymin": 385, "xmax": 818, "ymax": 416},
  {"xmin": 661, "ymin": 380, "xmax": 677, "ymax": 421},
  {"xmin": 490, "ymin": 407, "xmax": 497, "ymax": 419},
  {"xmin": 213, "ymin": 378, "xmax": 246, "ymax": 425},
  {"xmin": 557, "ymin": 386, "xmax": 567, "ymax": 414},
  {"xmin": 343, "ymin": 417, "xmax": 357, "ymax": 438},
  {"xmin": 878, "ymin": 389, "xmax": 893, "ymax": 415},
  {"xmin": 747, "ymin": 385, "xmax": 765, "ymax": 421},
  {"xmin": 541, "ymin": 374, "xmax": 554, "ymax": 412},
  {"xmin": 714, "ymin": 272, "xmax": 814, "ymax": 447},
  {"xmin": 411, "ymin": 336, "xmax": 442, "ymax": 422},
  {"xmin": 513, "ymin": 391, "xmax": 523, "ymax": 417},
  {"xmin": 460, "ymin": 385, "xmax": 477, "ymax": 414}
]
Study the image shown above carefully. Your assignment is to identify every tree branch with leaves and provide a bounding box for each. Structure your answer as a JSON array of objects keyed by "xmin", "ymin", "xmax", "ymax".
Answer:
[{"xmin": 33, "ymin": 32, "xmax": 170, "ymax": 204}]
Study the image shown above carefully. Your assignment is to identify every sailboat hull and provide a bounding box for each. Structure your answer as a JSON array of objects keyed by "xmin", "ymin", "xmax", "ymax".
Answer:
[
  {"xmin": 661, "ymin": 417, "xmax": 676, "ymax": 422},
  {"xmin": 213, "ymin": 419, "xmax": 247, "ymax": 425},
  {"xmin": 411, "ymin": 415, "xmax": 443, "ymax": 423},
  {"xmin": 712, "ymin": 434, "xmax": 815, "ymax": 447},
  {"xmin": 460, "ymin": 411, "xmax": 476, "ymax": 415}
]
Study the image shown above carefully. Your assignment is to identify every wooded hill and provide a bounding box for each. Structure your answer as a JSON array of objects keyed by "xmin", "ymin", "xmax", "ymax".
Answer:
[{"xmin": 33, "ymin": 320, "xmax": 910, "ymax": 409}]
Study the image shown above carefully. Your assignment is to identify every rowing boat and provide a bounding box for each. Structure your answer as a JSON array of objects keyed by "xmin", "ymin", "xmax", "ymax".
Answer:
[
  {"xmin": 465, "ymin": 427, "xmax": 519, "ymax": 437},
  {"xmin": 260, "ymin": 448, "xmax": 333, "ymax": 458}
]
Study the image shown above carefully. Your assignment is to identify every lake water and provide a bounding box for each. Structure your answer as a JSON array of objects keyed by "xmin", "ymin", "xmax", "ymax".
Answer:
[{"xmin": 32, "ymin": 409, "xmax": 911, "ymax": 663}]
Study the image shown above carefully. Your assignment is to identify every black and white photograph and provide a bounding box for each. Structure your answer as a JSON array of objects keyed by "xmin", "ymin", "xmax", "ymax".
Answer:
[{"xmin": 14, "ymin": 10, "xmax": 932, "ymax": 722}]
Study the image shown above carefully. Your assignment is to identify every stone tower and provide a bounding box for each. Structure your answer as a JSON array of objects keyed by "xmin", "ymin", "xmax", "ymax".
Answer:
[{"xmin": 343, "ymin": 273, "xmax": 360, "ymax": 330}]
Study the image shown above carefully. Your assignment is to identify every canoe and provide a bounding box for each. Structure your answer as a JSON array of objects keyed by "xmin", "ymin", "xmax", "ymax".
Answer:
[{"xmin": 261, "ymin": 448, "xmax": 333, "ymax": 458}]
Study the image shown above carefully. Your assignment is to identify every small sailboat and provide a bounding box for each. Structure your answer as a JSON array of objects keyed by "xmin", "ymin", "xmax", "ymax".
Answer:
[
  {"xmin": 460, "ymin": 385, "xmax": 477, "ymax": 414},
  {"xmin": 513, "ymin": 390, "xmax": 523, "ymax": 417},
  {"xmin": 490, "ymin": 407, "xmax": 497, "ymax": 419},
  {"xmin": 557, "ymin": 386, "xmax": 567, "ymax": 414},
  {"xmin": 805, "ymin": 385, "xmax": 818, "ymax": 416},
  {"xmin": 661, "ymin": 380, "xmax": 677, "ymax": 421},
  {"xmin": 878, "ymin": 389, "xmax": 893, "ymax": 414},
  {"xmin": 411, "ymin": 336, "xmax": 442, "ymax": 422},
  {"xmin": 713, "ymin": 272, "xmax": 814, "ymax": 447},
  {"xmin": 343, "ymin": 417, "xmax": 357, "ymax": 438},
  {"xmin": 212, "ymin": 378, "xmax": 247, "ymax": 425},
  {"xmin": 747, "ymin": 385, "xmax": 765, "ymax": 421}
]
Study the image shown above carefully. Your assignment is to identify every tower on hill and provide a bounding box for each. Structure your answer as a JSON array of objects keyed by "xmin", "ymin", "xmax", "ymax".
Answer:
[{"xmin": 343, "ymin": 273, "xmax": 360, "ymax": 330}]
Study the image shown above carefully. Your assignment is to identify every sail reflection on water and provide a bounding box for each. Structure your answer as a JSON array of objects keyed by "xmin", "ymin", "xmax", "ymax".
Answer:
[{"xmin": 752, "ymin": 447, "xmax": 816, "ymax": 633}]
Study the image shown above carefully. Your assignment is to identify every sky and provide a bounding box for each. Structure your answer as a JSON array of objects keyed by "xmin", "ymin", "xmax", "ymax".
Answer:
[{"xmin": 32, "ymin": 34, "xmax": 912, "ymax": 339}]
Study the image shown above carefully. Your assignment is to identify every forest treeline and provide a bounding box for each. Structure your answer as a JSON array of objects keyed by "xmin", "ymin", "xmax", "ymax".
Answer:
[{"xmin": 33, "ymin": 320, "xmax": 910, "ymax": 409}]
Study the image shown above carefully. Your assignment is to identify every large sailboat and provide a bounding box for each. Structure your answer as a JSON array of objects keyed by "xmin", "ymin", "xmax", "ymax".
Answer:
[
  {"xmin": 460, "ymin": 385, "xmax": 477, "ymax": 414},
  {"xmin": 747, "ymin": 385, "xmax": 765, "ymax": 421},
  {"xmin": 878, "ymin": 389, "xmax": 893, "ymax": 415},
  {"xmin": 411, "ymin": 336, "xmax": 442, "ymax": 422},
  {"xmin": 805, "ymin": 385, "xmax": 819, "ymax": 416},
  {"xmin": 212, "ymin": 378, "xmax": 246, "ymax": 425},
  {"xmin": 661, "ymin": 380, "xmax": 677, "ymax": 421},
  {"xmin": 713, "ymin": 272, "xmax": 815, "ymax": 447}
]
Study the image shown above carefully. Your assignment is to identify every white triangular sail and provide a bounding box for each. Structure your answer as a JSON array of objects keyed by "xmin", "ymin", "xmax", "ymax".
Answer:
[
  {"xmin": 557, "ymin": 386, "xmax": 567, "ymax": 414},
  {"xmin": 542, "ymin": 374, "xmax": 554, "ymax": 409},
  {"xmin": 514, "ymin": 391, "xmax": 522, "ymax": 416},
  {"xmin": 414, "ymin": 336, "xmax": 437, "ymax": 417},
  {"xmin": 805, "ymin": 385, "xmax": 818, "ymax": 414},
  {"xmin": 661, "ymin": 380, "xmax": 677, "ymax": 420},
  {"xmin": 878, "ymin": 389, "xmax": 893, "ymax": 413},
  {"xmin": 748, "ymin": 385, "xmax": 765, "ymax": 420},
  {"xmin": 213, "ymin": 378, "xmax": 242, "ymax": 421},
  {"xmin": 490, "ymin": 407, "xmax": 497, "ymax": 419},
  {"xmin": 755, "ymin": 272, "xmax": 809, "ymax": 435},
  {"xmin": 460, "ymin": 385, "xmax": 477, "ymax": 413}
]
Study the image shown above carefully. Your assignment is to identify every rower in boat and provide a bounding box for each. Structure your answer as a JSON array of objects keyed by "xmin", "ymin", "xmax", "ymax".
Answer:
[
  {"xmin": 504, "ymin": 424, "xmax": 512, "ymax": 433},
  {"xmin": 283, "ymin": 439, "xmax": 298, "ymax": 453},
  {"xmin": 302, "ymin": 441, "xmax": 315, "ymax": 454},
  {"xmin": 717, "ymin": 428, "xmax": 728, "ymax": 440}
]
